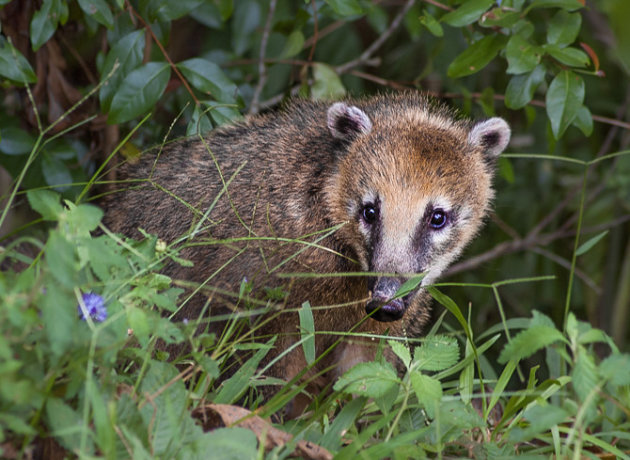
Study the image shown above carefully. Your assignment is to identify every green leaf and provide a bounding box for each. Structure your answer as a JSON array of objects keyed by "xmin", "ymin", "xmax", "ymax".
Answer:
[
  {"xmin": 505, "ymin": 66, "xmax": 546, "ymax": 109},
  {"xmin": 388, "ymin": 339, "xmax": 411, "ymax": 369},
  {"xmin": 413, "ymin": 335, "xmax": 459, "ymax": 372},
  {"xmin": 280, "ymin": 30, "xmax": 305, "ymax": 58},
  {"xmin": 420, "ymin": 13, "xmax": 443, "ymax": 37},
  {"xmin": 187, "ymin": 104, "xmax": 213, "ymax": 136},
  {"xmin": 30, "ymin": 0, "xmax": 56, "ymax": 51},
  {"xmin": 299, "ymin": 301, "xmax": 315, "ymax": 365},
  {"xmin": 0, "ymin": 39, "xmax": 37, "ymax": 84},
  {"xmin": 177, "ymin": 58, "xmax": 238, "ymax": 102},
  {"xmin": 410, "ymin": 372, "xmax": 442, "ymax": 417},
  {"xmin": 41, "ymin": 154, "xmax": 73, "ymax": 191},
  {"xmin": 151, "ymin": 0, "xmax": 204, "ymax": 21},
  {"xmin": 547, "ymin": 10, "xmax": 581, "ymax": 46},
  {"xmin": 108, "ymin": 62, "xmax": 170, "ymax": 124},
  {"xmin": 127, "ymin": 306, "xmax": 151, "ymax": 347},
  {"xmin": 545, "ymin": 44, "xmax": 590, "ymax": 67},
  {"xmin": 46, "ymin": 398, "xmax": 86, "ymax": 451},
  {"xmin": 198, "ymin": 428, "xmax": 257, "ymax": 460},
  {"xmin": 572, "ymin": 347, "xmax": 599, "ymax": 403},
  {"xmin": 506, "ymin": 35, "xmax": 542, "ymax": 74},
  {"xmin": 231, "ymin": 0, "xmax": 261, "ymax": 55},
  {"xmin": 447, "ymin": 35, "xmax": 507, "ymax": 78},
  {"xmin": 99, "ymin": 30, "xmax": 145, "ymax": 112},
  {"xmin": 325, "ymin": 0, "xmax": 363, "ymax": 16},
  {"xmin": 394, "ymin": 274, "xmax": 424, "ymax": 299},
  {"xmin": 509, "ymin": 404, "xmax": 570, "ymax": 443},
  {"xmin": 545, "ymin": 70, "xmax": 584, "ymax": 139},
  {"xmin": 529, "ymin": 0, "xmax": 584, "ymax": 11},
  {"xmin": 0, "ymin": 127, "xmax": 36, "ymax": 155},
  {"xmin": 40, "ymin": 279, "xmax": 76, "ymax": 355},
  {"xmin": 334, "ymin": 361, "xmax": 399, "ymax": 398},
  {"xmin": 498, "ymin": 325, "xmax": 567, "ymax": 364},
  {"xmin": 77, "ymin": 0, "xmax": 114, "ymax": 28},
  {"xmin": 65, "ymin": 203, "xmax": 104, "ymax": 234},
  {"xmin": 320, "ymin": 396, "xmax": 366, "ymax": 450},
  {"xmin": 441, "ymin": 0, "xmax": 495, "ymax": 27},
  {"xmin": 576, "ymin": 230, "xmax": 608, "ymax": 256},
  {"xmin": 600, "ymin": 354, "xmax": 630, "ymax": 387},
  {"xmin": 214, "ymin": 339, "xmax": 272, "ymax": 404},
  {"xmin": 530, "ymin": 310, "xmax": 556, "ymax": 328},
  {"xmin": 574, "ymin": 105, "xmax": 593, "ymax": 136},
  {"xmin": 27, "ymin": 189, "xmax": 63, "ymax": 221},
  {"xmin": 311, "ymin": 63, "xmax": 346, "ymax": 99}
]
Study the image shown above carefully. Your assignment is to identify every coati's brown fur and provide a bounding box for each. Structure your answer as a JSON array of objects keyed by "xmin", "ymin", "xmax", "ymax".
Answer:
[{"xmin": 101, "ymin": 92, "xmax": 510, "ymax": 413}]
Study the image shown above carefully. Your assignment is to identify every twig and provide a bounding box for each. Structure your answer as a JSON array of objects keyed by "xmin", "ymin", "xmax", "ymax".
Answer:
[
  {"xmin": 445, "ymin": 214, "xmax": 630, "ymax": 277},
  {"xmin": 532, "ymin": 247, "xmax": 601, "ymax": 294},
  {"xmin": 250, "ymin": 0, "xmax": 278, "ymax": 114},
  {"xmin": 125, "ymin": 0, "xmax": 199, "ymax": 106},
  {"xmin": 422, "ymin": 0, "xmax": 453, "ymax": 11},
  {"xmin": 335, "ymin": 0, "xmax": 416, "ymax": 75}
]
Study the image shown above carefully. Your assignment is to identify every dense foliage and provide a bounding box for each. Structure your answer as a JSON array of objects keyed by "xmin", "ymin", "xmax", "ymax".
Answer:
[{"xmin": 1, "ymin": 0, "xmax": 629, "ymax": 458}]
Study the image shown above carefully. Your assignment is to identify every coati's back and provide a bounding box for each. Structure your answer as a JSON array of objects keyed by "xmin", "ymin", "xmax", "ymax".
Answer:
[{"xmin": 101, "ymin": 92, "xmax": 510, "ymax": 405}]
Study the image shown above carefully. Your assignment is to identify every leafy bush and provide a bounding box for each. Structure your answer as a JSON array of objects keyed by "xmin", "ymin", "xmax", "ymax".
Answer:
[{"xmin": 1, "ymin": 0, "xmax": 630, "ymax": 458}]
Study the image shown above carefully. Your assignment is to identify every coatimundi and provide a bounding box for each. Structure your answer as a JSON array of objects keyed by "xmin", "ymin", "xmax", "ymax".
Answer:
[{"xmin": 101, "ymin": 91, "xmax": 510, "ymax": 414}]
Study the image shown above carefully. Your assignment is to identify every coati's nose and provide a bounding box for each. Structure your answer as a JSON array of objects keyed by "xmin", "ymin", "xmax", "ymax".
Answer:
[{"xmin": 365, "ymin": 277, "xmax": 407, "ymax": 322}]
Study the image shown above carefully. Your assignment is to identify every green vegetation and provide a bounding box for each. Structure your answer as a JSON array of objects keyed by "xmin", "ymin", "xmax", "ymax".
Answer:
[{"xmin": 1, "ymin": 0, "xmax": 629, "ymax": 458}]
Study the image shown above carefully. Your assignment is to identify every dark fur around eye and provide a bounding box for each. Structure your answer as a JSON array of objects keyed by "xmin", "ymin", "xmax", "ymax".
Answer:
[{"xmin": 429, "ymin": 208, "xmax": 448, "ymax": 229}]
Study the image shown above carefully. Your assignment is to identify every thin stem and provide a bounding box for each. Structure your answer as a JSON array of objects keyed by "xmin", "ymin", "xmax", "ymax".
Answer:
[{"xmin": 564, "ymin": 168, "xmax": 588, "ymax": 332}]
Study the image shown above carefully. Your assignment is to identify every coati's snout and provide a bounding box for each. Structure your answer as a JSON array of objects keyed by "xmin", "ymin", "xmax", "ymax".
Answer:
[{"xmin": 365, "ymin": 276, "xmax": 412, "ymax": 322}]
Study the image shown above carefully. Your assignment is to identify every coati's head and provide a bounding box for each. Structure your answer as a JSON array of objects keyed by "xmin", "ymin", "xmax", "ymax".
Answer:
[{"xmin": 325, "ymin": 94, "xmax": 510, "ymax": 322}]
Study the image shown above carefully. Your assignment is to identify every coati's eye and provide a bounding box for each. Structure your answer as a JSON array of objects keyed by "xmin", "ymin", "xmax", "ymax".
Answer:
[
  {"xmin": 361, "ymin": 204, "xmax": 378, "ymax": 225},
  {"xmin": 429, "ymin": 209, "xmax": 448, "ymax": 229}
]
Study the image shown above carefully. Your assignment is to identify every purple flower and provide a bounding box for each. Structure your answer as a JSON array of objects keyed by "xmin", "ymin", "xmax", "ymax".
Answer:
[{"xmin": 78, "ymin": 292, "xmax": 107, "ymax": 322}]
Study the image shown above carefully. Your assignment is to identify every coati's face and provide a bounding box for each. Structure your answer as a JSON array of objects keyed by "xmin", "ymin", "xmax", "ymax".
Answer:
[{"xmin": 325, "ymin": 100, "xmax": 510, "ymax": 322}]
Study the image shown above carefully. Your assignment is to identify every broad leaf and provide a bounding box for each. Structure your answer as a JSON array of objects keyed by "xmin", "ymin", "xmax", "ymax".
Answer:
[
  {"xmin": 334, "ymin": 361, "xmax": 399, "ymax": 398},
  {"xmin": 177, "ymin": 58, "xmax": 238, "ymax": 102},
  {"xmin": 547, "ymin": 10, "xmax": 581, "ymax": 46},
  {"xmin": 529, "ymin": 0, "xmax": 584, "ymax": 11},
  {"xmin": 311, "ymin": 63, "xmax": 346, "ymax": 99},
  {"xmin": 388, "ymin": 339, "xmax": 411, "ymax": 369},
  {"xmin": 545, "ymin": 70, "xmax": 584, "ymax": 139},
  {"xmin": 413, "ymin": 335, "xmax": 459, "ymax": 372},
  {"xmin": 505, "ymin": 66, "xmax": 546, "ymax": 109},
  {"xmin": 442, "ymin": 0, "xmax": 495, "ymax": 27},
  {"xmin": 0, "ymin": 127, "xmax": 36, "ymax": 155},
  {"xmin": 0, "ymin": 40, "xmax": 37, "ymax": 84},
  {"xmin": 99, "ymin": 30, "xmax": 145, "ymax": 112},
  {"xmin": 506, "ymin": 35, "xmax": 542, "ymax": 74},
  {"xmin": 545, "ymin": 44, "xmax": 590, "ymax": 67},
  {"xmin": 27, "ymin": 189, "xmax": 63, "ymax": 221},
  {"xmin": 77, "ymin": 0, "xmax": 114, "ymax": 28},
  {"xmin": 447, "ymin": 35, "xmax": 507, "ymax": 78},
  {"xmin": 325, "ymin": 0, "xmax": 363, "ymax": 16},
  {"xmin": 108, "ymin": 62, "xmax": 171, "ymax": 124},
  {"xmin": 410, "ymin": 372, "xmax": 442, "ymax": 417},
  {"xmin": 498, "ymin": 325, "xmax": 567, "ymax": 364}
]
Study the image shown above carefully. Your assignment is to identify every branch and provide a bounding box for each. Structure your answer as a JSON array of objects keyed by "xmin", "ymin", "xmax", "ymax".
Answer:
[
  {"xmin": 335, "ymin": 0, "xmax": 416, "ymax": 75},
  {"xmin": 250, "ymin": 0, "xmax": 278, "ymax": 114},
  {"xmin": 125, "ymin": 0, "xmax": 199, "ymax": 106},
  {"xmin": 445, "ymin": 214, "xmax": 630, "ymax": 277}
]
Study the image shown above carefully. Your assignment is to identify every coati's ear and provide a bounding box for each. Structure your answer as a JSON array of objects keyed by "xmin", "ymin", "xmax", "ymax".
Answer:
[
  {"xmin": 327, "ymin": 102, "xmax": 373, "ymax": 140},
  {"xmin": 468, "ymin": 117, "xmax": 511, "ymax": 157}
]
